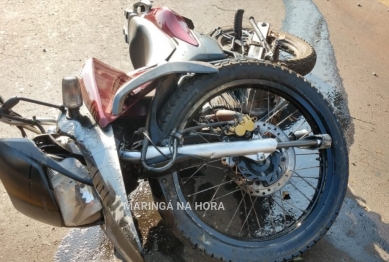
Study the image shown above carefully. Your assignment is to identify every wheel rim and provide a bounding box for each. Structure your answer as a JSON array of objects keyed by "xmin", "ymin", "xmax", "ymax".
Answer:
[
  {"xmin": 217, "ymin": 29, "xmax": 299, "ymax": 62},
  {"xmin": 172, "ymin": 80, "xmax": 331, "ymax": 241},
  {"xmin": 218, "ymin": 29, "xmax": 252, "ymax": 53},
  {"xmin": 275, "ymin": 41, "xmax": 297, "ymax": 61}
]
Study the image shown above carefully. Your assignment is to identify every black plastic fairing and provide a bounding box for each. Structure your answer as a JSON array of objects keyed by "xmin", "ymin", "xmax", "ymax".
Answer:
[{"xmin": 0, "ymin": 139, "xmax": 63, "ymax": 226}]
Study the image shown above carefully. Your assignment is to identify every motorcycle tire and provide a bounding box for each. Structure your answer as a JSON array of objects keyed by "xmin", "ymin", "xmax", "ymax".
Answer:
[
  {"xmin": 216, "ymin": 27, "xmax": 317, "ymax": 76},
  {"xmin": 155, "ymin": 59, "xmax": 348, "ymax": 262}
]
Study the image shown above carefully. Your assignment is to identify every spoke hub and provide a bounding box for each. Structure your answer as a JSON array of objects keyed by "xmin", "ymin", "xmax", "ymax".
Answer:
[
  {"xmin": 237, "ymin": 151, "xmax": 282, "ymax": 185},
  {"xmin": 225, "ymin": 121, "xmax": 295, "ymax": 196}
]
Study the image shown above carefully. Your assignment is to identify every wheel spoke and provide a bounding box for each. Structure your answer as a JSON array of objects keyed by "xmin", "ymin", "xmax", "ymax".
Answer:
[
  {"xmin": 204, "ymin": 164, "xmax": 226, "ymax": 170},
  {"xmin": 212, "ymin": 188, "xmax": 241, "ymax": 201},
  {"xmin": 298, "ymin": 129, "xmax": 312, "ymax": 140},
  {"xmin": 201, "ymin": 101, "xmax": 223, "ymax": 142},
  {"xmin": 293, "ymin": 171, "xmax": 318, "ymax": 189},
  {"xmin": 267, "ymin": 91, "xmax": 270, "ymax": 120},
  {"xmin": 296, "ymin": 152, "xmax": 319, "ymax": 156},
  {"xmin": 267, "ymin": 197, "xmax": 277, "ymax": 234},
  {"xmin": 293, "ymin": 176, "xmax": 319, "ymax": 179},
  {"xmin": 182, "ymin": 160, "xmax": 222, "ymax": 183},
  {"xmin": 288, "ymin": 181, "xmax": 313, "ymax": 202},
  {"xmin": 292, "ymin": 119, "xmax": 307, "ymax": 133},
  {"xmin": 238, "ymin": 190, "xmax": 252, "ymax": 236},
  {"xmin": 182, "ymin": 164, "xmax": 205, "ymax": 184},
  {"xmin": 193, "ymin": 132, "xmax": 221, "ymax": 137},
  {"xmin": 277, "ymin": 192, "xmax": 287, "ymax": 228},
  {"xmin": 276, "ymin": 109, "xmax": 298, "ymax": 127},
  {"xmin": 225, "ymin": 194, "xmax": 245, "ymax": 233},
  {"xmin": 275, "ymin": 191, "xmax": 295, "ymax": 227},
  {"xmin": 260, "ymin": 99, "xmax": 289, "ymax": 123},
  {"xmin": 295, "ymin": 166, "xmax": 320, "ymax": 171},
  {"xmin": 187, "ymin": 179, "xmax": 232, "ymax": 198},
  {"xmin": 248, "ymin": 196, "xmax": 263, "ymax": 235},
  {"xmin": 202, "ymin": 175, "xmax": 228, "ymax": 217},
  {"xmin": 249, "ymin": 89, "xmax": 257, "ymax": 116},
  {"xmin": 238, "ymin": 193, "xmax": 257, "ymax": 235},
  {"xmin": 194, "ymin": 131, "xmax": 210, "ymax": 143},
  {"xmin": 274, "ymin": 195, "xmax": 306, "ymax": 213}
]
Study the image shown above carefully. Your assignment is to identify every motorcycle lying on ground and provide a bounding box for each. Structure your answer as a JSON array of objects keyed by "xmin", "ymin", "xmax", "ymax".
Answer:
[{"xmin": 0, "ymin": 1, "xmax": 348, "ymax": 261}]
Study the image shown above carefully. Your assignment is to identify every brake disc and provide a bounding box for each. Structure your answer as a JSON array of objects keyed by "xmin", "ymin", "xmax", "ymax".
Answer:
[{"xmin": 222, "ymin": 121, "xmax": 295, "ymax": 197}]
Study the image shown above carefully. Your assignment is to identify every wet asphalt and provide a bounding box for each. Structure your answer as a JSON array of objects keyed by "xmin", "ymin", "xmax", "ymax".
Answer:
[{"xmin": 54, "ymin": 1, "xmax": 389, "ymax": 262}]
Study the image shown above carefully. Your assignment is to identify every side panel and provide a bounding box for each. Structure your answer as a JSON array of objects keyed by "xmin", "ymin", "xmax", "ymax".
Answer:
[
  {"xmin": 144, "ymin": 7, "xmax": 199, "ymax": 46},
  {"xmin": 128, "ymin": 16, "xmax": 176, "ymax": 69},
  {"xmin": 169, "ymin": 31, "xmax": 226, "ymax": 62}
]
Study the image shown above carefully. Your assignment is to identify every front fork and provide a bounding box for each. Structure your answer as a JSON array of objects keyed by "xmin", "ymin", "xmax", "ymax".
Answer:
[{"xmin": 57, "ymin": 108, "xmax": 143, "ymax": 262}]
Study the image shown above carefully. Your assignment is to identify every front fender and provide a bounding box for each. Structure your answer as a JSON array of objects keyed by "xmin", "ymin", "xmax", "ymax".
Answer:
[{"xmin": 58, "ymin": 108, "xmax": 144, "ymax": 262}]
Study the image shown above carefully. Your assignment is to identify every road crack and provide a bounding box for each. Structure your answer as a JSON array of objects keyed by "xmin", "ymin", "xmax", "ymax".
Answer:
[{"xmin": 212, "ymin": 5, "xmax": 235, "ymax": 12}]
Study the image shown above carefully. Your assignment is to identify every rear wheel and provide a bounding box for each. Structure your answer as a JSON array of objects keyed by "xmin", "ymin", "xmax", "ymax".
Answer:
[
  {"xmin": 155, "ymin": 60, "xmax": 348, "ymax": 262},
  {"xmin": 216, "ymin": 28, "xmax": 317, "ymax": 75}
]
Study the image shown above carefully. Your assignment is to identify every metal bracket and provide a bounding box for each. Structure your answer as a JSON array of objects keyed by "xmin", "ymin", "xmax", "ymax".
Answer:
[{"xmin": 248, "ymin": 22, "xmax": 270, "ymax": 60}]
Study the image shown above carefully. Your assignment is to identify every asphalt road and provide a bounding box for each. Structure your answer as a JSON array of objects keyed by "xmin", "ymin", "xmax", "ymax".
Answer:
[{"xmin": 1, "ymin": 0, "xmax": 388, "ymax": 261}]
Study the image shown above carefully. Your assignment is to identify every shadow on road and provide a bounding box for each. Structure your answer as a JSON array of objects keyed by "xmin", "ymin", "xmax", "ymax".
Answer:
[
  {"xmin": 137, "ymin": 187, "xmax": 389, "ymax": 262},
  {"xmin": 303, "ymin": 189, "xmax": 389, "ymax": 262}
]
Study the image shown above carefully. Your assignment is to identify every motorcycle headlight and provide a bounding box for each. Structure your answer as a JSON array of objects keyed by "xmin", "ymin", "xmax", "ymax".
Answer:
[{"xmin": 62, "ymin": 76, "xmax": 82, "ymax": 110}]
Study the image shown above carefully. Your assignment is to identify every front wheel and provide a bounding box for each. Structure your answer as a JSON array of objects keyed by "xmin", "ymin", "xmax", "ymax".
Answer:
[{"xmin": 156, "ymin": 60, "xmax": 348, "ymax": 262}]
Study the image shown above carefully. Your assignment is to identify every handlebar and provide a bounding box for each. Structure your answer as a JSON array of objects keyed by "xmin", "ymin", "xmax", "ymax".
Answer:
[
  {"xmin": 234, "ymin": 9, "xmax": 245, "ymax": 40},
  {"xmin": 0, "ymin": 96, "xmax": 64, "ymax": 136}
]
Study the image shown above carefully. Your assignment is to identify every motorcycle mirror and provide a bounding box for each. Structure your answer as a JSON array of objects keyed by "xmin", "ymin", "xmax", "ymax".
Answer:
[{"xmin": 1, "ymin": 97, "xmax": 20, "ymax": 111}]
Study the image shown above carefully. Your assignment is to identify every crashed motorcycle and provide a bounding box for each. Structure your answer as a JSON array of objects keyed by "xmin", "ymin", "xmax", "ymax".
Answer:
[{"xmin": 0, "ymin": 1, "xmax": 348, "ymax": 262}]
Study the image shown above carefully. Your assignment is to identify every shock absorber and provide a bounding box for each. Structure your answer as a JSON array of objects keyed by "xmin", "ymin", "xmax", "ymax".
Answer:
[{"xmin": 270, "ymin": 39, "xmax": 279, "ymax": 62}]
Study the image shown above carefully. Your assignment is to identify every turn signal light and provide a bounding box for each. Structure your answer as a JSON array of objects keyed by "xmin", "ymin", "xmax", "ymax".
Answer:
[{"xmin": 62, "ymin": 76, "xmax": 82, "ymax": 109}]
